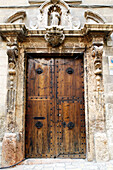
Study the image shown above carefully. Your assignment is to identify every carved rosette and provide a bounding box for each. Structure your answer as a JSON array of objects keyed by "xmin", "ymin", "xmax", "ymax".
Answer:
[
  {"xmin": 45, "ymin": 26, "xmax": 65, "ymax": 47},
  {"xmin": 7, "ymin": 40, "xmax": 18, "ymax": 131},
  {"xmin": 92, "ymin": 43, "xmax": 103, "ymax": 90}
]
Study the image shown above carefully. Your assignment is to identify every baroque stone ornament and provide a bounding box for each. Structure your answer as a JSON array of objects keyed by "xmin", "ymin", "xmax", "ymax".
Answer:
[
  {"xmin": 92, "ymin": 43, "xmax": 103, "ymax": 90},
  {"xmin": 7, "ymin": 40, "xmax": 18, "ymax": 131},
  {"xmin": 45, "ymin": 26, "xmax": 65, "ymax": 47},
  {"xmin": 6, "ymin": 11, "xmax": 26, "ymax": 23},
  {"xmin": 84, "ymin": 10, "xmax": 106, "ymax": 24}
]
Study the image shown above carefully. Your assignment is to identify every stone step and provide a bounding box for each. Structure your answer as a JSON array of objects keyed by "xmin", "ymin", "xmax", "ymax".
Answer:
[{"xmin": 21, "ymin": 158, "xmax": 86, "ymax": 165}]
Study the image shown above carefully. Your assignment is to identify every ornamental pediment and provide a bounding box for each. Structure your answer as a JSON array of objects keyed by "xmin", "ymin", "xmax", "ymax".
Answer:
[
  {"xmin": 29, "ymin": 0, "xmax": 80, "ymax": 30},
  {"xmin": 4, "ymin": 0, "xmax": 108, "ymax": 32}
]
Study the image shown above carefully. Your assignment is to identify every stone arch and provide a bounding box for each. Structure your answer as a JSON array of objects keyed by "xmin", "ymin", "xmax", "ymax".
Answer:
[
  {"xmin": 84, "ymin": 10, "xmax": 106, "ymax": 24},
  {"xmin": 39, "ymin": 0, "xmax": 70, "ymax": 13},
  {"xmin": 6, "ymin": 11, "xmax": 26, "ymax": 23}
]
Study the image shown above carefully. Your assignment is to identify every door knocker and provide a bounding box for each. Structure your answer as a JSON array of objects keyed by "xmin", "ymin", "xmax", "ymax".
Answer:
[
  {"xmin": 36, "ymin": 68, "xmax": 43, "ymax": 74},
  {"xmin": 67, "ymin": 121, "xmax": 75, "ymax": 129},
  {"xmin": 35, "ymin": 121, "xmax": 43, "ymax": 129},
  {"xmin": 66, "ymin": 67, "xmax": 74, "ymax": 74}
]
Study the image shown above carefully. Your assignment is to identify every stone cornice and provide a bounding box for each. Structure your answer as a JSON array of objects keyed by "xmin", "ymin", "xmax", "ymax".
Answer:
[
  {"xmin": 0, "ymin": 23, "xmax": 113, "ymax": 41},
  {"xmin": 84, "ymin": 23, "xmax": 113, "ymax": 36},
  {"xmin": 0, "ymin": 23, "xmax": 27, "ymax": 41}
]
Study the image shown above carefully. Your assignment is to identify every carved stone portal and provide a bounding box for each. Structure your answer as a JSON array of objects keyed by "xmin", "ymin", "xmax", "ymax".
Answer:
[{"xmin": 45, "ymin": 26, "xmax": 65, "ymax": 47}]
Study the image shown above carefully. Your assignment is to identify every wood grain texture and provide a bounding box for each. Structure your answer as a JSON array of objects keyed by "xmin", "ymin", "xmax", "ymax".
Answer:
[{"xmin": 25, "ymin": 56, "xmax": 86, "ymax": 158}]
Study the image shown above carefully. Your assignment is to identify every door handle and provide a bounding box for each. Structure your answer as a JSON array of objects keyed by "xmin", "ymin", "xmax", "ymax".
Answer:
[{"xmin": 33, "ymin": 117, "xmax": 45, "ymax": 120}]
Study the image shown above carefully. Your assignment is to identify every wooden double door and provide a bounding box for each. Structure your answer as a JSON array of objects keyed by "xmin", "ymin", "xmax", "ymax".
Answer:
[{"xmin": 25, "ymin": 55, "xmax": 86, "ymax": 158}]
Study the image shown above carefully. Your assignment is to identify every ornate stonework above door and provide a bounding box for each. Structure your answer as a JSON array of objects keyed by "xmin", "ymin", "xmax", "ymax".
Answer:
[{"xmin": 0, "ymin": 0, "xmax": 113, "ymax": 166}]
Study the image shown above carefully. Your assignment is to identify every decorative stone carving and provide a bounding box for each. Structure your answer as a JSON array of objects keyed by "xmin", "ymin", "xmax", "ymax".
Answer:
[
  {"xmin": 51, "ymin": 0, "xmax": 59, "ymax": 4},
  {"xmin": 45, "ymin": 26, "xmax": 65, "ymax": 47},
  {"xmin": 6, "ymin": 11, "xmax": 26, "ymax": 23},
  {"xmin": 50, "ymin": 8, "xmax": 60, "ymax": 25},
  {"xmin": 30, "ymin": 17, "xmax": 39, "ymax": 29},
  {"xmin": 36, "ymin": 0, "xmax": 73, "ymax": 29},
  {"xmin": 92, "ymin": 42, "xmax": 103, "ymax": 90},
  {"xmin": 72, "ymin": 17, "xmax": 81, "ymax": 29},
  {"xmin": 48, "ymin": 5, "xmax": 62, "ymax": 26},
  {"xmin": 6, "ymin": 39, "xmax": 18, "ymax": 131},
  {"xmin": 85, "ymin": 10, "xmax": 106, "ymax": 24}
]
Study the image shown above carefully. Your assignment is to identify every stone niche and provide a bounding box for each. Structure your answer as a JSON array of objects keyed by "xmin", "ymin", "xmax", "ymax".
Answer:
[{"xmin": 0, "ymin": 0, "xmax": 113, "ymax": 166}]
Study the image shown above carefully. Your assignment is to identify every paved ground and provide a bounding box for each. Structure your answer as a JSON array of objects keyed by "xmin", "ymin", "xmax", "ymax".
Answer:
[{"xmin": 1, "ymin": 159, "xmax": 113, "ymax": 170}]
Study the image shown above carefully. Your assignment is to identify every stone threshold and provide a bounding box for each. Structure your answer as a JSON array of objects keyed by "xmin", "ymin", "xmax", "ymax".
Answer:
[{"xmin": 21, "ymin": 158, "xmax": 87, "ymax": 165}]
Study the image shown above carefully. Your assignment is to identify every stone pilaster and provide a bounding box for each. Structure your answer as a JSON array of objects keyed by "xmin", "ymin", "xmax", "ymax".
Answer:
[
  {"xmin": 6, "ymin": 39, "xmax": 18, "ymax": 132},
  {"xmin": 91, "ymin": 37, "xmax": 109, "ymax": 162},
  {"xmin": 0, "ymin": 24, "xmax": 27, "ymax": 167}
]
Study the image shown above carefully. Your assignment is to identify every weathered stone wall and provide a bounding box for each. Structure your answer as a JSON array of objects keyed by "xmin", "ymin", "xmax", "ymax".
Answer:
[{"xmin": 104, "ymin": 40, "xmax": 113, "ymax": 160}]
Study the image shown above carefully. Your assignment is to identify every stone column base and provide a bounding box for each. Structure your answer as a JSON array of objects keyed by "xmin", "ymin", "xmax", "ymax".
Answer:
[
  {"xmin": 95, "ymin": 132, "xmax": 109, "ymax": 162},
  {"xmin": 2, "ymin": 133, "xmax": 23, "ymax": 167}
]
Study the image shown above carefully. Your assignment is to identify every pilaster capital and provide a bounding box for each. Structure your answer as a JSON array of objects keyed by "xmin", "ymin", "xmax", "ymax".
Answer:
[{"xmin": 91, "ymin": 38, "xmax": 104, "ymax": 90}]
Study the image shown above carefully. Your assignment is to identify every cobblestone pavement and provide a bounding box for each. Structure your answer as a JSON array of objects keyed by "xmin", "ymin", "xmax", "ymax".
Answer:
[{"xmin": 2, "ymin": 159, "xmax": 113, "ymax": 170}]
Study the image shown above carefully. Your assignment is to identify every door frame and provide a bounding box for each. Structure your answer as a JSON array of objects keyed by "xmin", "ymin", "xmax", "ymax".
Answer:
[{"xmin": 25, "ymin": 54, "xmax": 86, "ymax": 159}]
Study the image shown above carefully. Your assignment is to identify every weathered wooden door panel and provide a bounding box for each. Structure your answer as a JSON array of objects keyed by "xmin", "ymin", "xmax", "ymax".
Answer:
[
  {"xmin": 25, "ymin": 56, "xmax": 86, "ymax": 158},
  {"xmin": 54, "ymin": 58, "xmax": 85, "ymax": 158},
  {"xmin": 26, "ymin": 58, "xmax": 55, "ymax": 158}
]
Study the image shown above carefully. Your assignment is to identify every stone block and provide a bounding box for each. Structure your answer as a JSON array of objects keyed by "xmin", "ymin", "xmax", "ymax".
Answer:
[
  {"xmin": 107, "ymin": 130, "xmax": 113, "ymax": 144},
  {"xmin": 104, "ymin": 84, "xmax": 113, "ymax": 94},
  {"xmin": 105, "ymin": 94, "xmax": 113, "ymax": 104},
  {"xmin": 104, "ymin": 75, "xmax": 113, "ymax": 84},
  {"xmin": 0, "ymin": 66, "xmax": 7, "ymax": 76},
  {"xmin": 106, "ymin": 117, "xmax": 113, "ymax": 130},
  {"xmin": 106, "ymin": 103, "xmax": 113, "ymax": 117},
  {"xmin": 0, "ymin": 0, "xmax": 28, "ymax": 6},
  {"xmin": 95, "ymin": 133, "xmax": 109, "ymax": 162},
  {"xmin": 109, "ymin": 144, "xmax": 113, "ymax": 159},
  {"xmin": 83, "ymin": 0, "xmax": 113, "ymax": 5},
  {"xmin": 0, "ymin": 58, "xmax": 7, "ymax": 67},
  {"xmin": 0, "ymin": 76, "xmax": 7, "ymax": 92},
  {"xmin": 0, "ymin": 142, "xmax": 2, "ymax": 154},
  {"xmin": 2, "ymin": 133, "xmax": 17, "ymax": 166},
  {"xmin": 0, "ymin": 94, "xmax": 6, "ymax": 108},
  {"xmin": 1, "ymin": 133, "xmax": 24, "ymax": 167}
]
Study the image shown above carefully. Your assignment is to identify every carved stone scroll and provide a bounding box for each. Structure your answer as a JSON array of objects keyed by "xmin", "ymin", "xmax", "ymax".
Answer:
[
  {"xmin": 7, "ymin": 39, "xmax": 18, "ymax": 132},
  {"xmin": 6, "ymin": 11, "xmax": 26, "ymax": 23},
  {"xmin": 92, "ymin": 42, "xmax": 103, "ymax": 90}
]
